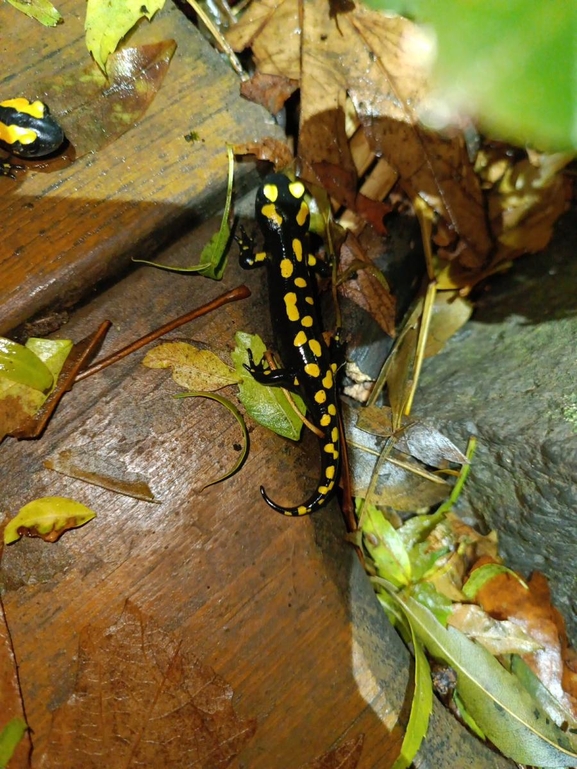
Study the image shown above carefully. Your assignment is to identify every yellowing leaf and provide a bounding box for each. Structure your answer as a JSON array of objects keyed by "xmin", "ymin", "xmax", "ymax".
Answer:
[
  {"xmin": 4, "ymin": 497, "xmax": 97, "ymax": 544},
  {"xmin": 6, "ymin": 0, "xmax": 61, "ymax": 26},
  {"xmin": 0, "ymin": 338, "xmax": 53, "ymax": 392},
  {"xmin": 85, "ymin": 0, "xmax": 166, "ymax": 71},
  {"xmin": 142, "ymin": 342, "xmax": 239, "ymax": 392}
]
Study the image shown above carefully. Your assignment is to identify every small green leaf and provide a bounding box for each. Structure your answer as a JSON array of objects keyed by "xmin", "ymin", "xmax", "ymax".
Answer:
[
  {"xmin": 6, "ymin": 0, "xmax": 61, "ymax": 26},
  {"xmin": 4, "ymin": 497, "xmax": 97, "ymax": 544},
  {"xmin": 391, "ymin": 624, "xmax": 433, "ymax": 769},
  {"xmin": 133, "ymin": 146, "xmax": 234, "ymax": 280},
  {"xmin": 462, "ymin": 563, "xmax": 528, "ymax": 600},
  {"xmin": 0, "ymin": 338, "xmax": 53, "ymax": 392},
  {"xmin": 358, "ymin": 499, "xmax": 411, "ymax": 587},
  {"xmin": 0, "ymin": 717, "xmax": 28, "ymax": 768},
  {"xmin": 85, "ymin": 0, "xmax": 165, "ymax": 71},
  {"xmin": 409, "ymin": 581, "xmax": 453, "ymax": 626},
  {"xmin": 452, "ymin": 691, "xmax": 486, "ymax": 740},
  {"xmin": 175, "ymin": 391, "xmax": 248, "ymax": 489},
  {"xmin": 25, "ymin": 338, "xmax": 73, "ymax": 379},
  {"xmin": 232, "ymin": 331, "xmax": 306, "ymax": 441}
]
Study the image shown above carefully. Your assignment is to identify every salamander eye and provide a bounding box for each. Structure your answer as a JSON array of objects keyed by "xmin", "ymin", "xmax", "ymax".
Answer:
[
  {"xmin": 288, "ymin": 181, "xmax": 305, "ymax": 199},
  {"xmin": 263, "ymin": 183, "xmax": 279, "ymax": 202}
]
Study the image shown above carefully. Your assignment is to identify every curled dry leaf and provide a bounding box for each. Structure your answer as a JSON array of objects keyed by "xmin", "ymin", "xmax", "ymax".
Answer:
[
  {"xmin": 44, "ymin": 448, "xmax": 156, "ymax": 502},
  {"xmin": 476, "ymin": 570, "xmax": 577, "ymax": 720},
  {"xmin": 240, "ymin": 72, "xmax": 299, "ymax": 116},
  {"xmin": 142, "ymin": 341, "xmax": 240, "ymax": 392},
  {"xmin": 233, "ymin": 137, "xmax": 294, "ymax": 170},
  {"xmin": 37, "ymin": 602, "xmax": 257, "ymax": 769},
  {"xmin": 449, "ymin": 604, "xmax": 542, "ymax": 656},
  {"xmin": 4, "ymin": 497, "xmax": 97, "ymax": 545}
]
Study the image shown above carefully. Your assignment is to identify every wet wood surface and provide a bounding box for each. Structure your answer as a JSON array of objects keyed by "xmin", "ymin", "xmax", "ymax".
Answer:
[{"xmin": 0, "ymin": 0, "xmax": 279, "ymax": 334}]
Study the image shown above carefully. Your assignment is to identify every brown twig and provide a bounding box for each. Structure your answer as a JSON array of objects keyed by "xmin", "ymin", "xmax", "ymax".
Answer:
[{"xmin": 76, "ymin": 285, "xmax": 251, "ymax": 382}]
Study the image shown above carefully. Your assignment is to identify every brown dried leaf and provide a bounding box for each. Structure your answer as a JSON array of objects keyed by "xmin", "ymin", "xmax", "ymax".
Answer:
[
  {"xmin": 0, "ymin": 595, "xmax": 31, "ymax": 768},
  {"xmin": 338, "ymin": 231, "xmax": 396, "ymax": 337},
  {"xmin": 476, "ymin": 570, "xmax": 577, "ymax": 720},
  {"xmin": 301, "ymin": 733, "xmax": 365, "ymax": 769},
  {"xmin": 233, "ymin": 137, "xmax": 294, "ymax": 169},
  {"xmin": 44, "ymin": 448, "xmax": 156, "ymax": 502},
  {"xmin": 449, "ymin": 604, "xmax": 542, "ymax": 656},
  {"xmin": 240, "ymin": 72, "xmax": 299, "ymax": 115},
  {"xmin": 37, "ymin": 602, "xmax": 257, "ymax": 769}
]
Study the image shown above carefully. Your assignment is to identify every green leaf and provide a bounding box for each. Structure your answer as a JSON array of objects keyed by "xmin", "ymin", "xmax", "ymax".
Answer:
[
  {"xmin": 366, "ymin": 0, "xmax": 576, "ymax": 151},
  {"xmin": 409, "ymin": 581, "xmax": 453, "ymax": 626},
  {"xmin": 6, "ymin": 0, "xmax": 61, "ymax": 26},
  {"xmin": 452, "ymin": 691, "xmax": 486, "ymax": 740},
  {"xmin": 511, "ymin": 656, "xmax": 577, "ymax": 732},
  {"xmin": 359, "ymin": 500, "xmax": 411, "ymax": 587},
  {"xmin": 142, "ymin": 342, "xmax": 240, "ymax": 391},
  {"xmin": 392, "ymin": 592, "xmax": 577, "ymax": 766},
  {"xmin": 462, "ymin": 563, "xmax": 528, "ymax": 600},
  {"xmin": 4, "ymin": 497, "xmax": 97, "ymax": 544},
  {"xmin": 0, "ymin": 718, "xmax": 27, "ymax": 768},
  {"xmin": 0, "ymin": 337, "xmax": 54, "ymax": 392},
  {"xmin": 133, "ymin": 146, "xmax": 234, "ymax": 280},
  {"xmin": 232, "ymin": 331, "xmax": 306, "ymax": 441},
  {"xmin": 175, "ymin": 391, "xmax": 248, "ymax": 489},
  {"xmin": 25, "ymin": 337, "xmax": 73, "ymax": 378},
  {"xmin": 85, "ymin": 0, "xmax": 166, "ymax": 71},
  {"xmin": 391, "ymin": 623, "xmax": 433, "ymax": 769}
]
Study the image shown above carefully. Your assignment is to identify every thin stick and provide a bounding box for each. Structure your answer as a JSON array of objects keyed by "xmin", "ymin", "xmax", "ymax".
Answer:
[{"xmin": 76, "ymin": 284, "xmax": 251, "ymax": 382}]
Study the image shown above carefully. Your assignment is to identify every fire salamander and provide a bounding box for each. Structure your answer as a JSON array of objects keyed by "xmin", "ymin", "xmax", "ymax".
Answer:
[
  {"xmin": 0, "ymin": 98, "xmax": 64, "ymax": 174},
  {"xmin": 238, "ymin": 173, "xmax": 340, "ymax": 516}
]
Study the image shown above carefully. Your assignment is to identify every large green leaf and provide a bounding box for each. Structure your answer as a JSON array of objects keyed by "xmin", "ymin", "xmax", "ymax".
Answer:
[
  {"xmin": 396, "ymin": 592, "xmax": 577, "ymax": 766},
  {"xmin": 364, "ymin": 0, "xmax": 576, "ymax": 151},
  {"xmin": 0, "ymin": 338, "xmax": 53, "ymax": 392}
]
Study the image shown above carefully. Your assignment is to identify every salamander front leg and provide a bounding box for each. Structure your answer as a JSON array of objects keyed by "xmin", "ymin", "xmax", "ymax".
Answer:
[{"xmin": 244, "ymin": 348, "xmax": 298, "ymax": 390}]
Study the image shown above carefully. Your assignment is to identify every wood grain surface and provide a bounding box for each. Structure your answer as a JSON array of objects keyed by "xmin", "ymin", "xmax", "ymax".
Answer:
[
  {"xmin": 0, "ymin": 0, "xmax": 281, "ymax": 334},
  {"xmin": 1, "ymin": 215, "xmax": 512, "ymax": 767}
]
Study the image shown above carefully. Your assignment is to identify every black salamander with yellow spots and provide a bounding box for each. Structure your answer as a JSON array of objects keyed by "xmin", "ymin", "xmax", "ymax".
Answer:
[
  {"xmin": 0, "ymin": 98, "xmax": 64, "ymax": 172},
  {"xmin": 239, "ymin": 173, "xmax": 340, "ymax": 516}
]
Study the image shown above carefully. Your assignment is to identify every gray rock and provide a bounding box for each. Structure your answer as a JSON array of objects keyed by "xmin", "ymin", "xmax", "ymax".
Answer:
[{"xmin": 414, "ymin": 208, "xmax": 577, "ymax": 640}]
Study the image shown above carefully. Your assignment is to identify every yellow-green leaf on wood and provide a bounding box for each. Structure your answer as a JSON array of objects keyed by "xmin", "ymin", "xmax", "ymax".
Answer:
[
  {"xmin": 4, "ymin": 497, "xmax": 97, "ymax": 544},
  {"xmin": 6, "ymin": 0, "xmax": 61, "ymax": 26},
  {"xmin": 142, "ymin": 342, "xmax": 239, "ymax": 391}
]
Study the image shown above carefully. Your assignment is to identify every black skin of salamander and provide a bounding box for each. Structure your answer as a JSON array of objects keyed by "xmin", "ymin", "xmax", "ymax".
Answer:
[
  {"xmin": 0, "ymin": 101, "xmax": 64, "ymax": 158},
  {"xmin": 238, "ymin": 173, "xmax": 341, "ymax": 516}
]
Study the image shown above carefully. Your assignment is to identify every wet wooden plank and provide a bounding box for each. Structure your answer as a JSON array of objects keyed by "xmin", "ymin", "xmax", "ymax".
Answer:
[
  {"xmin": 0, "ymin": 218, "xmax": 512, "ymax": 768},
  {"xmin": 0, "ymin": 0, "xmax": 282, "ymax": 333}
]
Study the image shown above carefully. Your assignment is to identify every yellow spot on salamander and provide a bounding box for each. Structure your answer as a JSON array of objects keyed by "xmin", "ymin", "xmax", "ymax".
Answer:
[
  {"xmin": 320, "ymin": 414, "xmax": 331, "ymax": 427},
  {"xmin": 262, "ymin": 203, "xmax": 282, "ymax": 226},
  {"xmin": 288, "ymin": 181, "xmax": 305, "ymax": 198},
  {"xmin": 309, "ymin": 339, "xmax": 322, "ymax": 357},
  {"xmin": 294, "ymin": 330, "xmax": 307, "ymax": 346},
  {"xmin": 322, "ymin": 370, "xmax": 333, "ymax": 389},
  {"xmin": 1, "ymin": 98, "xmax": 45, "ymax": 118},
  {"xmin": 305, "ymin": 296, "xmax": 314, "ymax": 305},
  {"xmin": 331, "ymin": 362, "xmax": 338, "ymax": 372},
  {"xmin": 297, "ymin": 505, "xmax": 308, "ymax": 514},
  {"xmin": 293, "ymin": 239, "xmax": 303, "ymax": 262},
  {"xmin": 1, "ymin": 124, "xmax": 36, "ymax": 145},
  {"xmin": 304, "ymin": 363, "xmax": 320, "ymax": 377},
  {"xmin": 328, "ymin": 404, "xmax": 337, "ymax": 416},
  {"xmin": 294, "ymin": 277, "xmax": 307, "ymax": 288},
  {"xmin": 326, "ymin": 466, "xmax": 336, "ymax": 479},
  {"xmin": 331, "ymin": 427, "xmax": 339, "ymax": 443},
  {"xmin": 296, "ymin": 201, "xmax": 309, "ymax": 227},
  {"xmin": 284, "ymin": 293, "xmax": 300, "ymax": 321},
  {"xmin": 324, "ymin": 442, "xmax": 335, "ymax": 454},
  {"xmin": 280, "ymin": 258, "xmax": 293, "ymax": 278},
  {"xmin": 318, "ymin": 485, "xmax": 329, "ymax": 495},
  {"xmin": 301, "ymin": 316, "xmax": 313, "ymax": 328},
  {"xmin": 254, "ymin": 251, "xmax": 267, "ymax": 262},
  {"xmin": 263, "ymin": 183, "xmax": 278, "ymax": 202},
  {"xmin": 315, "ymin": 390, "xmax": 327, "ymax": 404},
  {"xmin": 308, "ymin": 254, "xmax": 317, "ymax": 267}
]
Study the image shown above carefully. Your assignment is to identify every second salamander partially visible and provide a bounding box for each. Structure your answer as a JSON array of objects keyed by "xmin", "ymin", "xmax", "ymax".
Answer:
[{"xmin": 239, "ymin": 173, "xmax": 340, "ymax": 516}]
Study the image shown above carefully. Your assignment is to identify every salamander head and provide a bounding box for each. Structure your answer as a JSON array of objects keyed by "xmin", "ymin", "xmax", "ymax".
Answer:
[{"xmin": 255, "ymin": 173, "xmax": 310, "ymax": 234}]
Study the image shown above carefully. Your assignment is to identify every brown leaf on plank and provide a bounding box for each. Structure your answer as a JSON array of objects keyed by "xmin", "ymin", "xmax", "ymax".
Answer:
[
  {"xmin": 476, "ymin": 569, "xmax": 577, "ymax": 719},
  {"xmin": 37, "ymin": 602, "xmax": 257, "ymax": 769},
  {"xmin": 234, "ymin": 137, "xmax": 294, "ymax": 169},
  {"xmin": 338, "ymin": 231, "xmax": 396, "ymax": 337},
  {"xmin": 301, "ymin": 733, "xmax": 365, "ymax": 768},
  {"xmin": 240, "ymin": 71, "xmax": 299, "ymax": 115},
  {"xmin": 0, "ymin": 593, "xmax": 31, "ymax": 768}
]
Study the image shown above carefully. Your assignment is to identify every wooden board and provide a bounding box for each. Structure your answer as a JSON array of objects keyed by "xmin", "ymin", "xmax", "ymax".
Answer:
[
  {"xmin": 0, "ymin": 216, "xmax": 513, "ymax": 768},
  {"xmin": 0, "ymin": 0, "xmax": 282, "ymax": 334}
]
